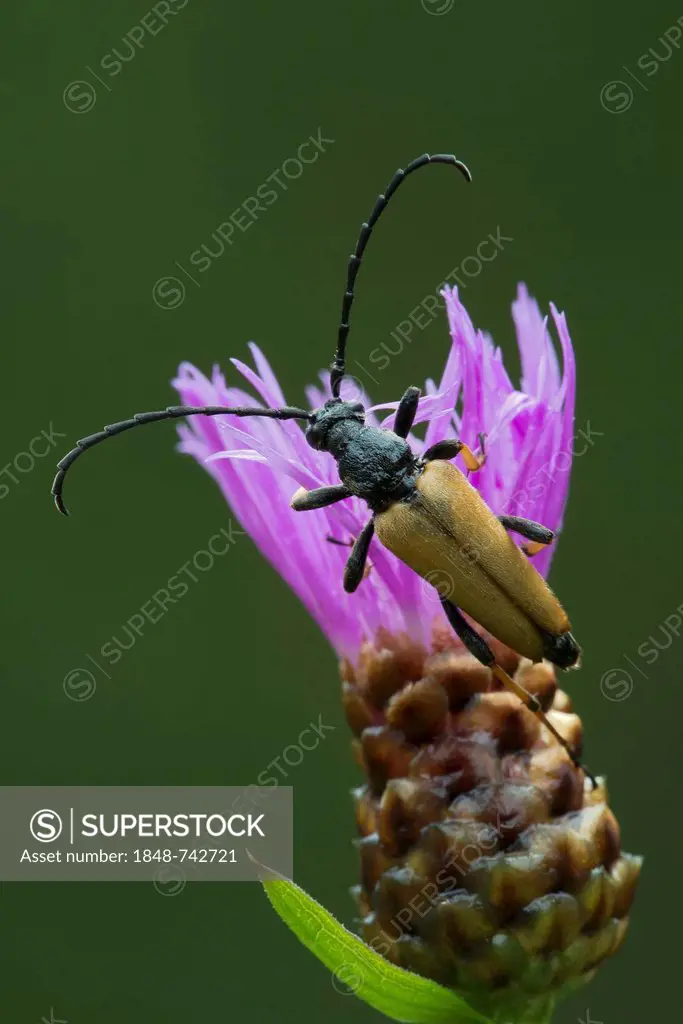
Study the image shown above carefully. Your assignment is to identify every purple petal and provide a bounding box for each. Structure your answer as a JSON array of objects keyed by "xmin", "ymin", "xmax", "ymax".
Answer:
[{"xmin": 173, "ymin": 284, "xmax": 577, "ymax": 660}]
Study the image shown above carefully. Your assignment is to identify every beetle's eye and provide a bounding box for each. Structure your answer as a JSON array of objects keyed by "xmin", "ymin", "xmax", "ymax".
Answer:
[
  {"xmin": 305, "ymin": 424, "xmax": 323, "ymax": 450},
  {"xmin": 350, "ymin": 402, "xmax": 365, "ymax": 415}
]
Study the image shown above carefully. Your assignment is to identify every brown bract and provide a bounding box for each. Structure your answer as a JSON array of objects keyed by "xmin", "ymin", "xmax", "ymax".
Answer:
[{"xmin": 341, "ymin": 629, "xmax": 641, "ymax": 1021}]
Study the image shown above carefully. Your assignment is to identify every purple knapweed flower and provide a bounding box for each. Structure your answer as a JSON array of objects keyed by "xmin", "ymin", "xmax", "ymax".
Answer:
[
  {"xmin": 174, "ymin": 284, "xmax": 643, "ymax": 1017},
  {"xmin": 172, "ymin": 284, "xmax": 576, "ymax": 664}
]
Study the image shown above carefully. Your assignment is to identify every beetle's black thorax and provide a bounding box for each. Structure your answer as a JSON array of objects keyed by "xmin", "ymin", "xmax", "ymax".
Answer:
[
  {"xmin": 305, "ymin": 398, "xmax": 420, "ymax": 512},
  {"xmin": 330, "ymin": 422, "xmax": 419, "ymax": 512}
]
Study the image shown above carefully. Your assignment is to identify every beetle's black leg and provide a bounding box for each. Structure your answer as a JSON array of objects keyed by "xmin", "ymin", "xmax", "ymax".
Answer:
[
  {"xmin": 499, "ymin": 515, "xmax": 554, "ymax": 556},
  {"xmin": 326, "ymin": 533, "xmax": 374, "ymax": 583},
  {"xmin": 393, "ymin": 387, "xmax": 421, "ymax": 438},
  {"xmin": 423, "ymin": 438, "xmax": 464, "ymax": 462},
  {"xmin": 342, "ymin": 519, "xmax": 375, "ymax": 593},
  {"xmin": 290, "ymin": 484, "xmax": 351, "ymax": 511},
  {"xmin": 439, "ymin": 597, "xmax": 496, "ymax": 665},
  {"xmin": 422, "ymin": 436, "xmax": 485, "ymax": 472},
  {"xmin": 438, "ymin": 597, "xmax": 596, "ymax": 786}
]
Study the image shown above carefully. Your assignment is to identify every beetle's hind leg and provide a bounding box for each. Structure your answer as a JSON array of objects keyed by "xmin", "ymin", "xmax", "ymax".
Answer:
[
  {"xmin": 439, "ymin": 597, "xmax": 596, "ymax": 787},
  {"xmin": 439, "ymin": 597, "xmax": 495, "ymax": 665},
  {"xmin": 499, "ymin": 514, "xmax": 554, "ymax": 557}
]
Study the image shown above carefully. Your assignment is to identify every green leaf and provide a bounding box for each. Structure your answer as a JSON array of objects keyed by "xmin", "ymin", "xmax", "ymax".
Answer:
[{"xmin": 253, "ymin": 858, "xmax": 492, "ymax": 1023}]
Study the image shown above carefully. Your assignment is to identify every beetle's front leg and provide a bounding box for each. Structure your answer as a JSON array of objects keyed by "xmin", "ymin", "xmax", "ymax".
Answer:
[
  {"xmin": 394, "ymin": 387, "xmax": 421, "ymax": 438},
  {"xmin": 438, "ymin": 596, "xmax": 596, "ymax": 786},
  {"xmin": 290, "ymin": 484, "xmax": 351, "ymax": 511},
  {"xmin": 499, "ymin": 514, "xmax": 554, "ymax": 557}
]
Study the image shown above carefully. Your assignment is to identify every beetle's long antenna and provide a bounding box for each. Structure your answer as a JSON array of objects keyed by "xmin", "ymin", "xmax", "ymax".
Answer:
[
  {"xmin": 52, "ymin": 404, "xmax": 311, "ymax": 515},
  {"xmin": 329, "ymin": 152, "xmax": 472, "ymax": 398}
]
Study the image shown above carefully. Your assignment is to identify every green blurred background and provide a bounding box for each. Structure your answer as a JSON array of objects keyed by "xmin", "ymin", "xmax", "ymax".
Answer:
[{"xmin": 0, "ymin": 1, "xmax": 680, "ymax": 1021}]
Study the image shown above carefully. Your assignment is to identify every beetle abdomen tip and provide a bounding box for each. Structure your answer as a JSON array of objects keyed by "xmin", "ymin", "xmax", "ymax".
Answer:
[{"xmin": 542, "ymin": 630, "xmax": 582, "ymax": 670}]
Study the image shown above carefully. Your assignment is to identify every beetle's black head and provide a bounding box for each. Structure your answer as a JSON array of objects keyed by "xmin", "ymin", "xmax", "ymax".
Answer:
[{"xmin": 305, "ymin": 399, "xmax": 365, "ymax": 451}]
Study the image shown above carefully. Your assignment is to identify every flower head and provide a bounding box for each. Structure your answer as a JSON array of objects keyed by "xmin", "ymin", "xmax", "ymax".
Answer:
[
  {"xmin": 174, "ymin": 284, "xmax": 641, "ymax": 1017},
  {"xmin": 343, "ymin": 643, "xmax": 641, "ymax": 1022},
  {"xmin": 173, "ymin": 284, "xmax": 576, "ymax": 662}
]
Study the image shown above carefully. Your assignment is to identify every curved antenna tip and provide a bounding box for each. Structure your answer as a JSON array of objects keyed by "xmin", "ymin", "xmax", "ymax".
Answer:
[
  {"xmin": 430, "ymin": 153, "xmax": 473, "ymax": 182},
  {"xmin": 52, "ymin": 480, "xmax": 70, "ymax": 516},
  {"xmin": 455, "ymin": 158, "xmax": 473, "ymax": 182},
  {"xmin": 54, "ymin": 496, "xmax": 70, "ymax": 516}
]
